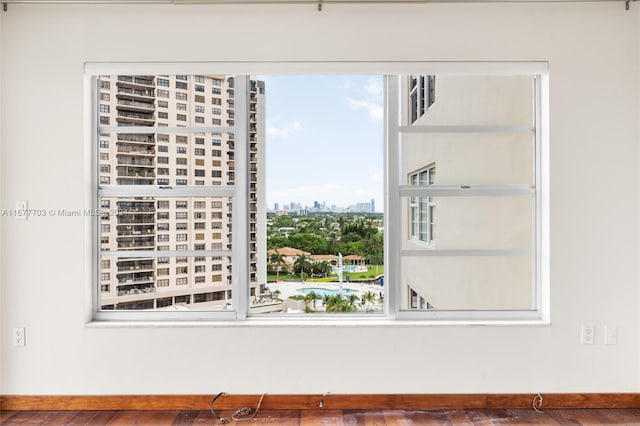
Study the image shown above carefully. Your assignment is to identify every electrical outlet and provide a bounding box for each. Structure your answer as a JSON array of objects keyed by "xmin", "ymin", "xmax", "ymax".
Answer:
[
  {"xmin": 581, "ymin": 325, "xmax": 594, "ymax": 345},
  {"xmin": 604, "ymin": 326, "xmax": 618, "ymax": 345},
  {"xmin": 12, "ymin": 327, "xmax": 25, "ymax": 346}
]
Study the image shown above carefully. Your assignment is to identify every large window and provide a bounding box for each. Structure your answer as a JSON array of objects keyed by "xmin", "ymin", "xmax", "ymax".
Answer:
[{"xmin": 90, "ymin": 63, "xmax": 547, "ymax": 322}]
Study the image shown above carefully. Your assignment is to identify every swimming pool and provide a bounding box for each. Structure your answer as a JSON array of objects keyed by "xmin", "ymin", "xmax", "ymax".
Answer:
[
  {"xmin": 332, "ymin": 265, "xmax": 368, "ymax": 273},
  {"xmin": 298, "ymin": 287, "xmax": 357, "ymax": 297}
]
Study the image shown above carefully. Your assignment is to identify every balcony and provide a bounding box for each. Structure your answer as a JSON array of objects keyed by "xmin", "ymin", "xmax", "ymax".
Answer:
[
  {"xmin": 117, "ymin": 214, "xmax": 155, "ymax": 224},
  {"xmin": 116, "ymin": 86, "xmax": 154, "ymax": 100},
  {"xmin": 117, "ymin": 283, "xmax": 155, "ymax": 297},
  {"xmin": 117, "ymin": 273, "xmax": 154, "ymax": 284},
  {"xmin": 116, "ymin": 202, "xmax": 155, "ymax": 212},
  {"xmin": 117, "ymin": 227, "xmax": 155, "ymax": 236},
  {"xmin": 116, "ymin": 179, "xmax": 156, "ymax": 185},
  {"xmin": 117, "ymin": 158, "xmax": 154, "ymax": 167},
  {"xmin": 117, "ymin": 237, "xmax": 155, "ymax": 249},
  {"xmin": 117, "ymin": 260, "xmax": 154, "ymax": 272},
  {"xmin": 116, "ymin": 111, "xmax": 155, "ymax": 126},
  {"xmin": 117, "ymin": 166, "xmax": 155, "ymax": 178},
  {"xmin": 117, "ymin": 134, "xmax": 155, "ymax": 144},
  {"xmin": 117, "ymin": 99, "xmax": 155, "ymax": 113},
  {"xmin": 116, "ymin": 146, "xmax": 155, "ymax": 156}
]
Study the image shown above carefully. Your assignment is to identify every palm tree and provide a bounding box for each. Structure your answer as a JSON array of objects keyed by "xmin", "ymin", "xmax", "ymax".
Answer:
[
  {"xmin": 325, "ymin": 295, "xmax": 355, "ymax": 313},
  {"xmin": 293, "ymin": 254, "xmax": 311, "ymax": 280},
  {"xmin": 321, "ymin": 293, "xmax": 332, "ymax": 309},
  {"xmin": 303, "ymin": 291, "xmax": 320, "ymax": 311},
  {"xmin": 346, "ymin": 294, "xmax": 360, "ymax": 310},
  {"xmin": 362, "ymin": 291, "xmax": 377, "ymax": 309},
  {"xmin": 269, "ymin": 249, "xmax": 286, "ymax": 279},
  {"xmin": 317, "ymin": 260, "xmax": 332, "ymax": 278}
]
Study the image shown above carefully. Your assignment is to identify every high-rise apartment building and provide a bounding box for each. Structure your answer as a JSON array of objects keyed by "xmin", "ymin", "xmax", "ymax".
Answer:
[{"xmin": 97, "ymin": 75, "xmax": 265, "ymax": 310}]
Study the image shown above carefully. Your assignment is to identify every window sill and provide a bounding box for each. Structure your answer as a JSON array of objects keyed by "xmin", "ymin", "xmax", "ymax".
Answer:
[{"xmin": 86, "ymin": 317, "xmax": 550, "ymax": 328}]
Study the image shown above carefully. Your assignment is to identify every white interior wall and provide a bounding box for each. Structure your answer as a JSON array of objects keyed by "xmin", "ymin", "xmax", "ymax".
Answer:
[{"xmin": 1, "ymin": 2, "xmax": 639, "ymax": 395}]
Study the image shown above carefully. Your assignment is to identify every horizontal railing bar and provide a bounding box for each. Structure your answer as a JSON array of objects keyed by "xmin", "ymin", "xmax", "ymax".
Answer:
[
  {"xmin": 99, "ymin": 126, "xmax": 233, "ymax": 134},
  {"xmin": 99, "ymin": 185, "xmax": 235, "ymax": 197},
  {"xmin": 399, "ymin": 185, "xmax": 534, "ymax": 197},
  {"xmin": 101, "ymin": 250, "xmax": 233, "ymax": 258},
  {"xmin": 401, "ymin": 249, "xmax": 532, "ymax": 257},
  {"xmin": 399, "ymin": 125, "xmax": 534, "ymax": 134}
]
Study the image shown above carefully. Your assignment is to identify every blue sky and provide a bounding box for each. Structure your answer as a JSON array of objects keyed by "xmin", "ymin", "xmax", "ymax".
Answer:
[{"xmin": 259, "ymin": 75, "xmax": 383, "ymax": 212}]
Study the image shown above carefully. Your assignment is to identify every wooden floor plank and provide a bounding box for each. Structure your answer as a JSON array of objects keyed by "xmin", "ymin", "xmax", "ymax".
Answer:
[
  {"xmin": 55, "ymin": 410, "xmax": 104, "ymax": 425},
  {"xmin": 0, "ymin": 410, "xmax": 57, "ymax": 424},
  {"xmin": 1, "ymin": 408, "xmax": 639, "ymax": 425},
  {"xmin": 300, "ymin": 409, "xmax": 344, "ymax": 426},
  {"xmin": 104, "ymin": 410, "xmax": 148, "ymax": 425},
  {"xmin": 0, "ymin": 410, "xmax": 19, "ymax": 424},
  {"xmin": 41, "ymin": 411, "xmax": 90, "ymax": 425},
  {"xmin": 596, "ymin": 408, "xmax": 640, "ymax": 425}
]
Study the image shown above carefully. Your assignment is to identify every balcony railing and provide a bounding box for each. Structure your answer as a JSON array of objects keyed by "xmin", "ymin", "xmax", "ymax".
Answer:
[
  {"xmin": 117, "ymin": 167, "xmax": 155, "ymax": 178},
  {"xmin": 117, "ymin": 158, "xmax": 154, "ymax": 167},
  {"xmin": 117, "ymin": 262, "xmax": 154, "ymax": 272},
  {"xmin": 118, "ymin": 274, "xmax": 154, "ymax": 284},
  {"xmin": 117, "ymin": 111, "xmax": 154, "ymax": 121},
  {"xmin": 117, "ymin": 241, "xmax": 155, "ymax": 249},
  {"xmin": 117, "ymin": 215, "xmax": 155, "ymax": 224},
  {"xmin": 116, "ymin": 147, "xmax": 155, "ymax": 155},
  {"xmin": 117, "ymin": 134, "xmax": 155, "ymax": 143},
  {"xmin": 117, "ymin": 86, "xmax": 154, "ymax": 98},
  {"xmin": 117, "ymin": 99, "xmax": 155, "ymax": 110},
  {"xmin": 117, "ymin": 283, "xmax": 155, "ymax": 297}
]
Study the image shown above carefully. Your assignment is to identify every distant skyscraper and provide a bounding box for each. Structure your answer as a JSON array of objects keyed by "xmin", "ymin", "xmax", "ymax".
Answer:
[
  {"xmin": 274, "ymin": 202, "xmax": 279, "ymax": 211},
  {"xmin": 371, "ymin": 198, "xmax": 375, "ymax": 213}
]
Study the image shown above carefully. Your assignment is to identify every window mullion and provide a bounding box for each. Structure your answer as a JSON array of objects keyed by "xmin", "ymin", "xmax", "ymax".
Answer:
[
  {"xmin": 233, "ymin": 75, "xmax": 250, "ymax": 320},
  {"xmin": 385, "ymin": 75, "xmax": 401, "ymax": 319}
]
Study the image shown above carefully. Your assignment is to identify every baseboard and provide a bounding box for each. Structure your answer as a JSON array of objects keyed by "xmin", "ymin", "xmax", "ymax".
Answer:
[{"xmin": 2, "ymin": 393, "xmax": 640, "ymax": 411}]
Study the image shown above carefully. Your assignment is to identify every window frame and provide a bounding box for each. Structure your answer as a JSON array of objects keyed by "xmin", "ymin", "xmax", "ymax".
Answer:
[
  {"xmin": 408, "ymin": 164, "xmax": 436, "ymax": 246},
  {"xmin": 87, "ymin": 61, "xmax": 549, "ymax": 324}
]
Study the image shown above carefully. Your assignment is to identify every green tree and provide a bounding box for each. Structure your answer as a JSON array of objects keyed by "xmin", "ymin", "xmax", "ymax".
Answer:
[
  {"xmin": 304, "ymin": 291, "xmax": 320, "ymax": 311},
  {"xmin": 362, "ymin": 291, "xmax": 377, "ymax": 309},
  {"xmin": 346, "ymin": 294, "xmax": 360, "ymax": 310},
  {"xmin": 293, "ymin": 254, "xmax": 311, "ymax": 280},
  {"xmin": 325, "ymin": 295, "xmax": 356, "ymax": 313},
  {"xmin": 269, "ymin": 249, "xmax": 286, "ymax": 279}
]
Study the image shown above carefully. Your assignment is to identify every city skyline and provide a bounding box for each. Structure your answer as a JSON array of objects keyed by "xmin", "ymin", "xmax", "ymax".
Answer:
[
  {"xmin": 261, "ymin": 75, "xmax": 384, "ymax": 213},
  {"xmin": 270, "ymin": 198, "xmax": 377, "ymax": 214}
]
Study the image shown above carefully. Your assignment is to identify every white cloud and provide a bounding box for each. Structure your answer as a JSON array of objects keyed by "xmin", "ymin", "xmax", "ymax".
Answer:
[
  {"xmin": 346, "ymin": 98, "xmax": 384, "ymax": 121},
  {"xmin": 266, "ymin": 120, "xmax": 303, "ymax": 140},
  {"xmin": 365, "ymin": 77, "xmax": 383, "ymax": 98}
]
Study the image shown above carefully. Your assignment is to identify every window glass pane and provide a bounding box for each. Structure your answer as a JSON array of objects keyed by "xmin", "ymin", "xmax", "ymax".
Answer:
[
  {"xmin": 100, "ymin": 255, "xmax": 232, "ymax": 311},
  {"xmin": 99, "ymin": 196, "xmax": 231, "ymax": 252},
  {"xmin": 402, "ymin": 195, "xmax": 533, "ymax": 250},
  {"xmin": 408, "ymin": 75, "xmax": 533, "ymax": 126},
  {"xmin": 258, "ymin": 75, "xmax": 384, "ymax": 315},
  {"xmin": 98, "ymin": 196, "xmax": 235, "ymax": 311},
  {"xmin": 402, "ymin": 133, "xmax": 533, "ymax": 186},
  {"xmin": 401, "ymin": 255, "xmax": 533, "ymax": 311},
  {"xmin": 97, "ymin": 75, "xmax": 235, "ymax": 187}
]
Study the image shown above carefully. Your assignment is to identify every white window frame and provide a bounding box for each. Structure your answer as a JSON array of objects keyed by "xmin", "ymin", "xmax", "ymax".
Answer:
[{"xmin": 87, "ymin": 61, "xmax": 548, "ymax": 324}]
